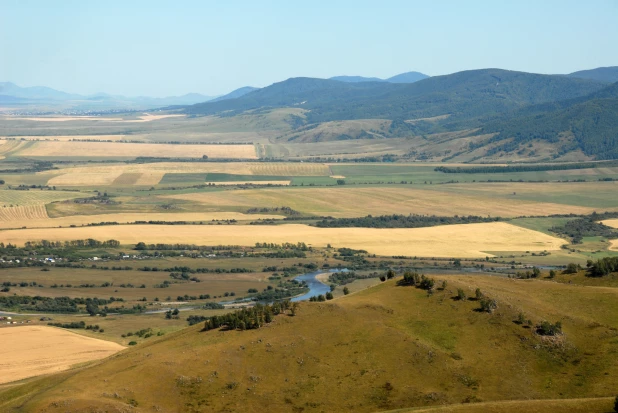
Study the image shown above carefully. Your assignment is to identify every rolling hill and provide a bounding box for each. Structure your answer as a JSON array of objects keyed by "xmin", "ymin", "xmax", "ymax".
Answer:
[
  {"xmin": 209, "ymin": 86, "xmax": 259, "ymax": 102},
  {"xmin": 1, "ymin": 275, "xmax": 617, "ymax": 412},
  {"xmin": 481, "ymin": 82, "xmax": 618, "ymax": 159}
]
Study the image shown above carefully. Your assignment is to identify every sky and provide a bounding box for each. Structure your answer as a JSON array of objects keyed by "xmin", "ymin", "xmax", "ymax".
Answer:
[{"xmin": 1, "ymin": 0, "xmax": 617, "ymax": 97}]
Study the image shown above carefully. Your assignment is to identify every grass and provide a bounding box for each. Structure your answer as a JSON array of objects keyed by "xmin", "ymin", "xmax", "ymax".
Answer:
[{"xmin": 2, "ymin": 274, "xmax": 617, "ymax": 412}]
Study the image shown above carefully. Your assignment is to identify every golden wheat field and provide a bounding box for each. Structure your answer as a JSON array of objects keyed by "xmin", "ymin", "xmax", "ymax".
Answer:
[
  {"xmin": 0, "ymin": 211, "xmax": 283, "ymax": 229},
  {"xmin": 1, "ymin": 135, "xmax": 127, "ymax": 141},
  {"xmin": 38, "ymin": 162, "xmax": 331, "ymax": 186},
  {"xmin": 164, "ymin": 186, "xmax": 597, "ymax": 217},
  {"xmin": 0, "ymin": 205, "xmax": 48, "ymax": 222},
  {"xmin": 15, "ymin": 141, "xmax": 257, "ymax": 159},
  {"xmin": 0, "ymin": 222, "xmax": 564, "ymax": 257},
  {"xmin": 602, "ymin": 219, "xmax": 618, "ymax": 229},
  {"xmin": 0, "ymin": 326, "xmax": 124, "ymax": 385},
  {"xmin": 0, "ymin": 190, "xmax": 84, "ymax": 206},
  {"xmin": 206, "ymin": 180, "xmax": 291, "ymax": 186}
]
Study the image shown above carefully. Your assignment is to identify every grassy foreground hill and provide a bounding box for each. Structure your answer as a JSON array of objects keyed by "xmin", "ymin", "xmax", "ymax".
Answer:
[{"xmin": 1, "ymin": 274, "xmax": 617, "ymax": 412}]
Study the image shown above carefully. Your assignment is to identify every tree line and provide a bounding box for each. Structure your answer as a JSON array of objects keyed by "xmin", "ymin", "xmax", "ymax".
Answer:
[
  {"xmin": 315, "ymin": 214, "xmax": 500, "ymax": 228},
  {"xmin": 435, "ymin": 160, "xmax": 618, "ymax": 174}
]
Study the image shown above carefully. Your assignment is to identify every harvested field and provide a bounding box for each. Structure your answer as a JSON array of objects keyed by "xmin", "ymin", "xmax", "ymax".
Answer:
[
  {"xmin": 207, "ymin": 180, "xmax": 291, "ymax": 186},
  {"xmin": 164, "ymin": 186, "xmax": 597, "ymax": 218},
  {"xmin": 0, "ymin": 326, "xmax": 124, "ymax": 384},
  {"xmin": 610, "ymin": 240, "xmax": 618, "ymax": 251},
  {"xmin": 112, "ymin": 173, "xmax": 142, "ymax": 185},
  {"xmin": 0, "ymin": 211, "xmax": 283, "ymax": 229},
  {"xmin": 0, "ymin": 205, "xmax": 48, "ymax": 222},
  {"xmin": 0, "ymin": 190, "xmax": 84, "ymax": 206},
  {"xmin": 15, "ymin": 141, "xmax": 257, "ymax": 159},
  {"xmin": 48, "ymin": 173, "xmax": 122, "ymax": 186},
  {"xmin": 0, "ymin": 222, "xmax": 565, "ymax": 257}
]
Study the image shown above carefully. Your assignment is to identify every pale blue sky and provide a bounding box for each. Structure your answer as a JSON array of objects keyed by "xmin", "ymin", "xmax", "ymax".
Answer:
[{"xmin": 1, "ymin": 0, "xmax": 617, "ymax": 97}]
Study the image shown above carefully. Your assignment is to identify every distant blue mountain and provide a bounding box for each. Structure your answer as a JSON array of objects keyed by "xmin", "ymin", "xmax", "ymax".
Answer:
[
  {"xmin": 329, "ymin": 75, "xmax": 384, "ymax": 83},
  {"xmin": 210, "ymin": 86, "xmax": 259, "ymax": 102},
  {"xmin": 329, "ymin": 71, "xmax": 430, "ymax": 84}
]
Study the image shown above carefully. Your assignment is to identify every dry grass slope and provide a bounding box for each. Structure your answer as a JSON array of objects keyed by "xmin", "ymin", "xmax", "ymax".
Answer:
[{"xmin": 2, "ymin": 275, "xmax": 616, "ymax": 412}]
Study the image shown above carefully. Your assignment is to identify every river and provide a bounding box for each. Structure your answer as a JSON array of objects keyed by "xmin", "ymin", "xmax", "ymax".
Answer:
[{"xmin": 291, "ymin": 268, "xmax": 348, "ymax": 302}]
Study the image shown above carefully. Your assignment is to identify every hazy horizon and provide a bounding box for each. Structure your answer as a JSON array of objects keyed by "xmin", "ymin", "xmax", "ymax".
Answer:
[{"xmin": 1, "ymin": 0, "xmax": 617, "ymax": 97}]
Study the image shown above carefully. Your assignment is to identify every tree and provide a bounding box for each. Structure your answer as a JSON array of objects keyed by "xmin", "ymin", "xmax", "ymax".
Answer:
[
  {"xmin": 135, "ymin": 242, "xmax": 147, "ymax": 250},
  {"xmin": 549, "ymin": 270, "xmax": 556, "ymax": 279},
  {"xmin": 336, "ymin": 179, "xmax": 346, "ymax": 185},
  {"xmin": 475, "ymin": 288, "xmax": 483, "ymax": 300},
  {"xmin": 317, "ymin": 295, "xmax": 326, "ymax": 302},
  {"xmin": 563, "ymin": 263, "xmax": 579, "ymax": 274},
  {"xmin": 532, "ymin": 267, "xmax": 541, "ymax": 278},
  {"xmin": 386, "ymin": 269, "xmax": 395, "ymax": 279},
  {"xmin": 343, "ymin": 287, "xmax": 350, "ymax": 295}
]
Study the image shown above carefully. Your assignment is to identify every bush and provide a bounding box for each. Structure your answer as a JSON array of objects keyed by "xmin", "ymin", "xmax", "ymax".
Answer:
[
  {"xmin": 479, "ymin": 298, "xmax": 497, "ymax": 313},
  {"xmin": 343, "ymin": 287, "xmax": 350, "ymax": 295},
  {"xmin": 537, "ymin": 321, "xmax": 562, "ymax": 336},
  {"xmin": 128, "ymin": 341, "xmax": 138, "ymax": 346}
]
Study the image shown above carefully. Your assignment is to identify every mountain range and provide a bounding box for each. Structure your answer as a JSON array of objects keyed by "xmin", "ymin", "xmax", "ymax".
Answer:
[
  {"xmin": 0, "ymin": 82, "xmax": 215, "ymax": 111},
  {"xmin": 2, "ymin": 66, "xmax": 617, "ymax": 161},
  {"xmin": 182, "ymin": 66, "xmax": 618, "ymax": 160}
]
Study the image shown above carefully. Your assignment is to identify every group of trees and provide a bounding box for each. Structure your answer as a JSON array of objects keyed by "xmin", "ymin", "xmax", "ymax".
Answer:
[
  {"xmin": 315, "ymin": 214, "xmax": 500, "ymax": 229},
  {"xmin": 550, "ymin": 214, "xmax": 618, "ymax": 244},
  {"xmin": 202, "ymin": 301, "xmax": 297, "ymax": 331},
  {"xmin": 587, "ymin": 257, "xmax": 618, "ymax": 277},
  {"xmin": 396, "ymin": 271, "xmax": 436, "ymax": 290}
]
